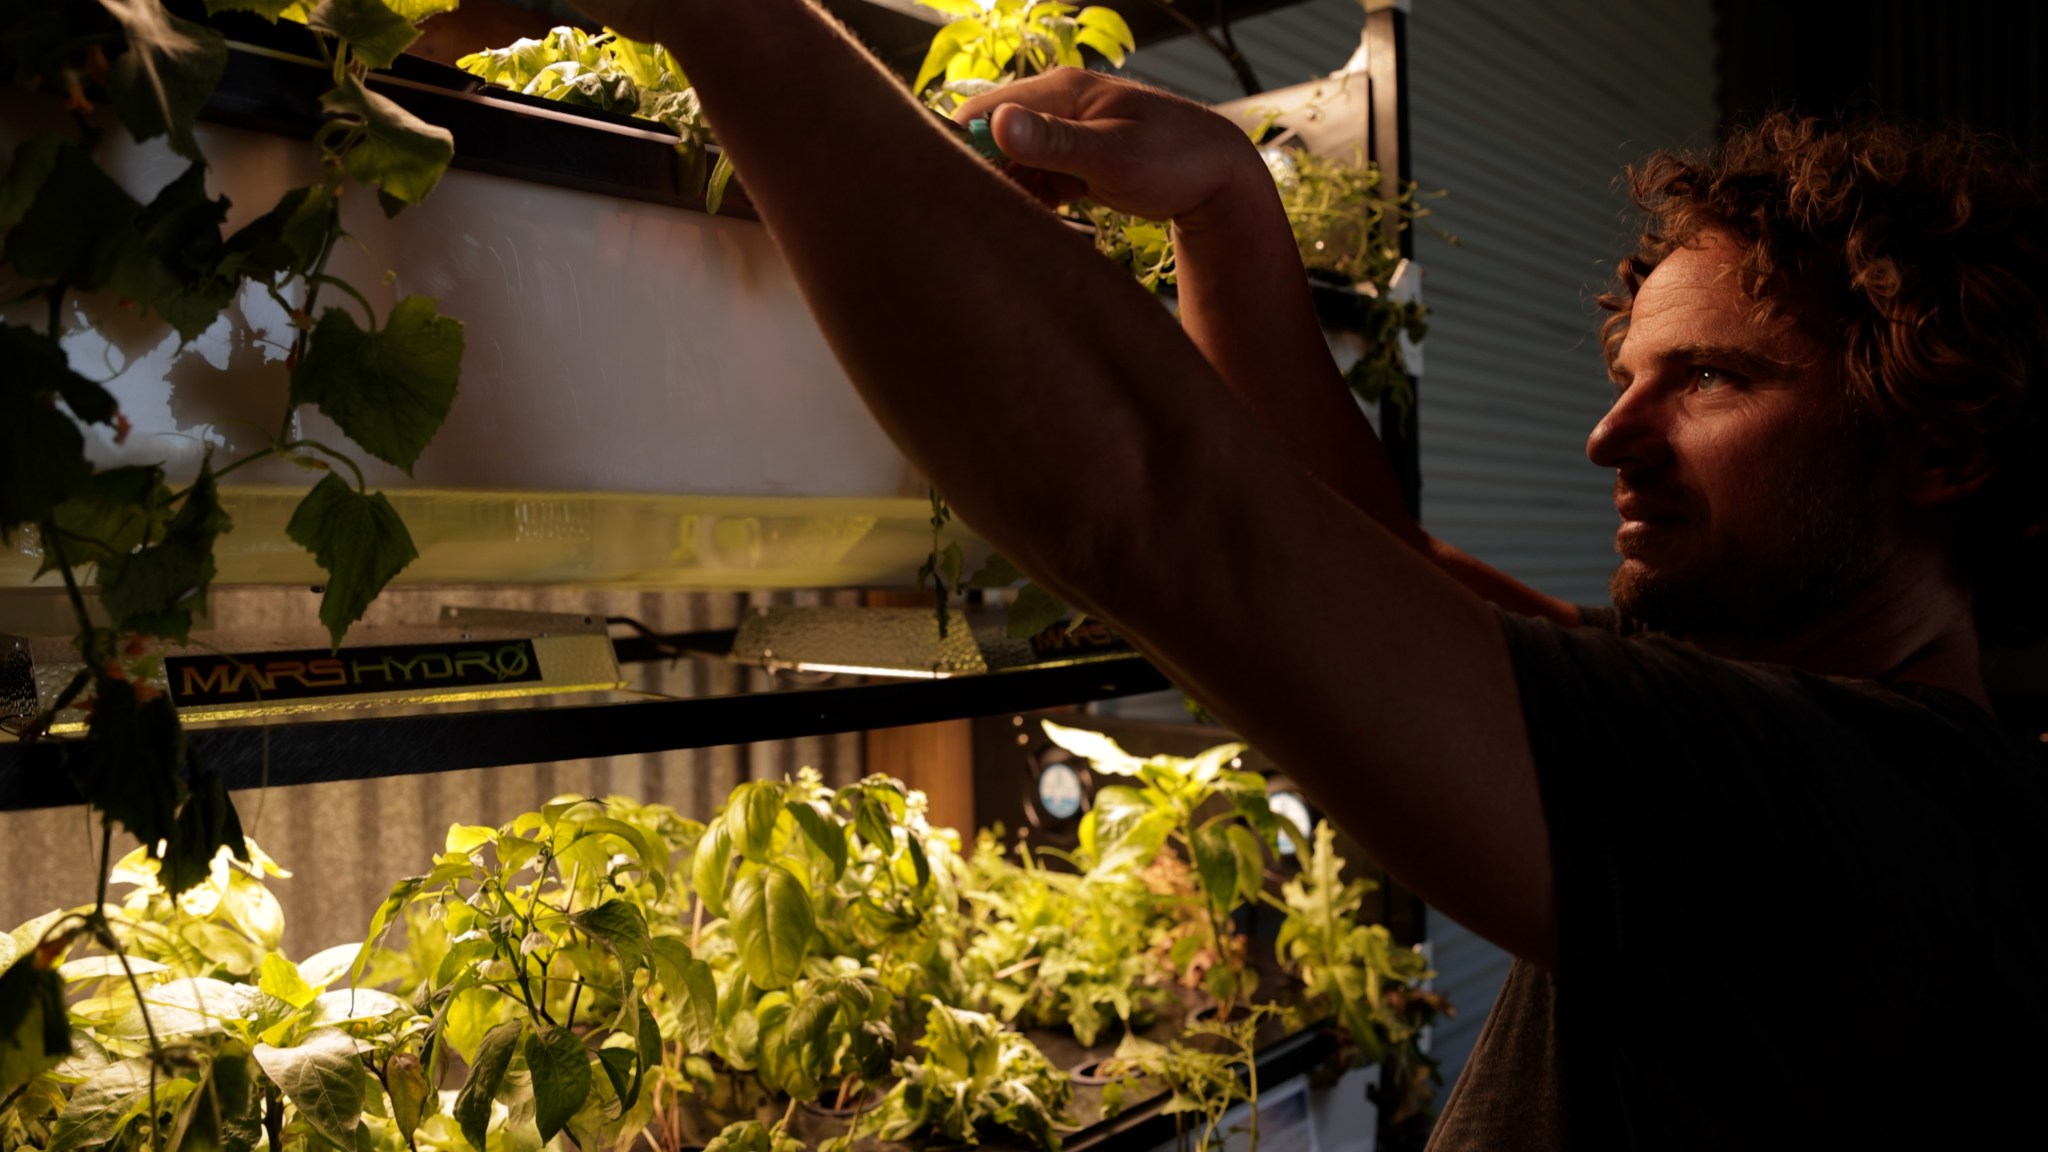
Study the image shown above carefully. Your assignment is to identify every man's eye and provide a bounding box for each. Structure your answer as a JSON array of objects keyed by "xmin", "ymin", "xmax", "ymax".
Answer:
[{"xmin": 1694, "ymin": 367, "xmax": 1737, "ymax": 391}]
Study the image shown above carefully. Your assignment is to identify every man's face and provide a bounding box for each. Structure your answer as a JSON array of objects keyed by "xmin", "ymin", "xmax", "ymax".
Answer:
[{"xmin": 1588, "ymin": 232, "xmax": 1896, "ymax": 643}]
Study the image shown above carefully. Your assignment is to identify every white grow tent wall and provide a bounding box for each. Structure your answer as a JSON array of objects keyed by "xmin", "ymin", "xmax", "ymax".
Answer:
[{"xmin": 1, "ymin": 88, "xmax": 951, "ymax": 591}]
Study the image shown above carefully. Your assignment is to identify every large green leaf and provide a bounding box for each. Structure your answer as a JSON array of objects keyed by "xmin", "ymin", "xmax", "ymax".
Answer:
[
  {"xmin": 284, "ymin": 473, "xmax": 419, "ymax": 648},
  {"xmin": 3, "ymin": 137, "xmax": 142, "ymax": 289},
  {"xmin": 570, "ymin": 899, "xmax": 647, "ymax": 976},
  {"xmin": 103, "ymin": 161, "xmax": 238, "ymax": 343},
  {"xmin": 102, "ymin": 7, "xmax": 227, "ymax": 160},
  {"xmin": 289, "ymin": 296, "xmax": 461, "ymax": 474},
  {"xmin": 524, "ymin": 1026, "xmax": 591, "ymax": 1142},
  {"xmin": 0, "ymin": 326, "xmax": 103, "ymax": 534},
  {"xmin": 219, "ymin": 184, "xmax": 337, "ymax": 283},
  {"xmin": 0, "ymin": 956, "xmax": 70, "ymax": 1101},
  {"xmin": 45, "ymin": 1056, "xmax": 155, "ymax": 1152},
  {"xmin": 729, "ymin": 781, "xmax": 784, "ymax": 864},
  {"xmin": 691, "ymin": 820, "xmax": 733, "ymax": 917},
  {"xmin": 1224, "ymin": 824, "xmax": 1265, "ymax": 904},
  {"xmin": 97, "ymin": 460, "xmax": 230, "ymax": 642},
  {"xmin": 307, "ymin": 0, "xmax": 419, "ymax": 70},
  {"xmin": 728, "ymin": 864, "xmax": 814, "ymax": 991},
  {"xmin": 646, "ymin": 938, "xmax": 715, "ymax": 1052},
  {"xmin": 40, "ymin": 465, "xmax": 175, "ymax": 578},
  {"xmin": 784, "ymin": 801, "xmax": 846, "ymax": 882},
  {"xmin": 1190, "ymin": 824, "xmax": 1239, "ymax": 916},
  {"xmin": 252, "ymin": 1029, "xmax": 366, "ymax": 1150},
  {"xmin": 453, "ymin": 1020, "xmax": 522, "ymax": 1152},
  {"xmin": 257, "ymin": 953, "xmax": 316, "ymax": 1009},
  {"xmin": 320, "ymin": 74, "xmax": 454, "ymax": 210}
]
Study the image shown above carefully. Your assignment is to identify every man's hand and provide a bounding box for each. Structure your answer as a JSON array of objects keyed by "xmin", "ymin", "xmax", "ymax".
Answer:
[{"xmin": 952, "ymin": 69, "xmax": 1271, "ymax": 225}]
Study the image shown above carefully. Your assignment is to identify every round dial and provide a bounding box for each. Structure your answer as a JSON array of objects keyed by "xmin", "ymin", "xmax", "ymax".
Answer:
[
  {"xmin": 1036, "ymin": 760, "xmax": 1085, "ymax": 821},
  {"xmin": 1269, "ymin": 788, "xmax": 1314, "ymax": 857}
]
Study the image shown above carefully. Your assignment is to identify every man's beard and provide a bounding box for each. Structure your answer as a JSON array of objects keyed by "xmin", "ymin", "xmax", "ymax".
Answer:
[{"xmin": 1610, "ymin": 448, "xmax": 1890, "ymax": 649}]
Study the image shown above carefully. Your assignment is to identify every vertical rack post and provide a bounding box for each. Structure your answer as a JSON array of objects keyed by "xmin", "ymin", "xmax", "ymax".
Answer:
[
  {"xmin": 1365, "ymin": 0, "xmax": 1420, "ymax": 520},
  {"xmin": 1363, "ymin": 0, "xmax": 1426, "ymax": 954}
]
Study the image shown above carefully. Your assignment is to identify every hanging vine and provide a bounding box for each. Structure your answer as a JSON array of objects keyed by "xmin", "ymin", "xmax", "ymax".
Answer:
[{"xmin": 0, "ymin": 0, "xmax": 465, "ymax": 1091}]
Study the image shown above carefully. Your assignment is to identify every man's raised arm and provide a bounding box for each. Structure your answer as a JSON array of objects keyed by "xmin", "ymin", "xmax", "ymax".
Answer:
[
  {"xmin": 953, "ymin": 71, "xmax": 1582, "ymax": 627},
  {"xmin": 579, "ymin": 0, "xmax": 1560, "ymax": 965}
]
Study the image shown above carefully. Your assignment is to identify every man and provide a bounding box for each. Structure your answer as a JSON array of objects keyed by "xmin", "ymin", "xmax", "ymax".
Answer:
[{"xmin": 568, "ymin": 0, "xmax": 2048, "ymax": 1143}]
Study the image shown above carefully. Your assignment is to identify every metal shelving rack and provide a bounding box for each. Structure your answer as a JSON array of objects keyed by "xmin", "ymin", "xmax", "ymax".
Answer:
[{"xmin": 0, "ymin": 4, "xmax": 1427, "ymax": 1145}]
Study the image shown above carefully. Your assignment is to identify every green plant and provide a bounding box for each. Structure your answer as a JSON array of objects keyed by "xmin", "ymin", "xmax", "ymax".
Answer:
[
  {"xmin": 957, "ymin": 830, "xmax": 1172, "ymax": 1047},
  {"xmin": 1, "ymin": 0, "xmax": 465, "ymax": 1076},
  {"xmin": 354, "ymin": 797, "xmax": 709, "ymax": 1152},
  {"xmin": 1097, "ymin": 1004, "xmax": 1280, "ymax": 1152},
  {"xmin": 1041, "ymin": 721, "xmax": 1300, "ymax": 1019},
  {"xmin": 456, "ymin": 26, "xmax": 737, "ymax": 213},
  {"xmin": 1266, "ymin": 145, "xmax": 1438, "ymax": 426},
  {"xmin": 844, "ymin": 1003, "xmax": 1072, "ymax": 1152},
  {"xmin": 912, "ymin": 0, "xmax": 1134, "ymax": 113},
  {"xmin": 1, "ymin": 838, "xmax": 427, "ymax": 1152},
  {"xmin": 1274, "ymin": 821, "xmax": 1446, "ymax": 1134},
  {"xmin": 685, "ymin": 772, "xmax": 962, "ymax": 1114}
]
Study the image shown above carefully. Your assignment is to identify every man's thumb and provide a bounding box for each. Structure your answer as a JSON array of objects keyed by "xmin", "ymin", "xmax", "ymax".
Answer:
[{"xmin": 992, "ymin": 105, "xmax": 1082, "ymax": 169}]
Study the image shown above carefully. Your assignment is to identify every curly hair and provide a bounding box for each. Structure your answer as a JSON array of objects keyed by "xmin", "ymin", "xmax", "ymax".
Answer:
[{"xmin": 1597, "ymin": 112, "xmax": 2048, "ymax": 645}]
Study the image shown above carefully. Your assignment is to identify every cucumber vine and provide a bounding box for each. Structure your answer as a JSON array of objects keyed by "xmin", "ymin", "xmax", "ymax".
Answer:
[{"xmin": 2, "ymin": 0, "xmax": 465, "ymax": 1114}]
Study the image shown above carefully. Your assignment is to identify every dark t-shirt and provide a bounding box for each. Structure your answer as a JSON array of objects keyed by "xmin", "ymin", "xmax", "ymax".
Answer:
[{"xmin": 1427, "ymin": 608, "xmax": 2048, "ymax": 1149}]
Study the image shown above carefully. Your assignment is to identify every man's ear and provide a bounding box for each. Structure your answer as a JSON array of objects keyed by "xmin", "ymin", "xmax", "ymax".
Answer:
[{"xmin": 1902, "ymin": 427, "xmax": 1996, "ymax": 508}]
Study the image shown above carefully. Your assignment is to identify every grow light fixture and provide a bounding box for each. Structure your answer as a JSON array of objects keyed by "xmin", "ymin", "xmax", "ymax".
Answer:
[
  {"xmin": 730, "ymin": 605, "xmax": 989, "ymax": 679},
  {"xmin": 0, "ymin": 607, "xmax": 626, "ymax": 735}
]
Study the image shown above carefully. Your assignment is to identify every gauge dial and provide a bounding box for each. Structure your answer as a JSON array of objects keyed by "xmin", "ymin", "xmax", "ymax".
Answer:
[
  {"xmin": 1036, "ymin": 760, "xmax": 1085, "ymax": 821},
  {"xmin": 1269, "ymin": 788, "xmax": 1313, "ymax": 857}
]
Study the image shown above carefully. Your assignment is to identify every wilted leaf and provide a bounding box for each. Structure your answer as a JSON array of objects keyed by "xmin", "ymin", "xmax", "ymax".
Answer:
[
  {"xmin": 285, "ymin": 474, "xmax": 420, "ymax": 648},
  {"xmin": 453, "ymin": 1020, "xmax": 521, "ymax": 1152},
  {"xmin": 385, "ymin": 1050, "xmax": 429, "ymax": 1141}
]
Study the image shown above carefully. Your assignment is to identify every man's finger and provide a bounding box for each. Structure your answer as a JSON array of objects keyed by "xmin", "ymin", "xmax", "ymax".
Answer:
[
  {"xmin": 951, "ymin": 68, "xmax": 1091, "ymax": 125},
  {"xmin": 991, "ymin": 105, "xmax": 1100, "ymax": 176}
]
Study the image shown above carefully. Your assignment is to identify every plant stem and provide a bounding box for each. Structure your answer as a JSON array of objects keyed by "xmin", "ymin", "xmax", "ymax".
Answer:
[{"xmin": 306, "ymin": 273, "xmax": 378, "ymax": 328}]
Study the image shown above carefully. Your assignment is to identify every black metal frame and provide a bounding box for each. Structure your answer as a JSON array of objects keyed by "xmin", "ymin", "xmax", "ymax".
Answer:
[{"xmin": 0, "ymin": 651, "xmax": 1170, "ymax": 810}]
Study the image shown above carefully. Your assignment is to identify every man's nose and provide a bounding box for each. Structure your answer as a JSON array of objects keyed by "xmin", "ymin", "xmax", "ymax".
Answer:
[{"xmin": 1586, "ymin": 381, "xmax": 1670, "ymax": 469}]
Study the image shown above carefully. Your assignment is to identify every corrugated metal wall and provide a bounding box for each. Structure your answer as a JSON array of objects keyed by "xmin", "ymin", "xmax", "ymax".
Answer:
[
  {"xmin": 1128, "ymin": 0, "xmax": 1718, "ymax": 1103},
  {"xmin": 0, "ymin": 586, "xmax": 865, "ymax": 959}
]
